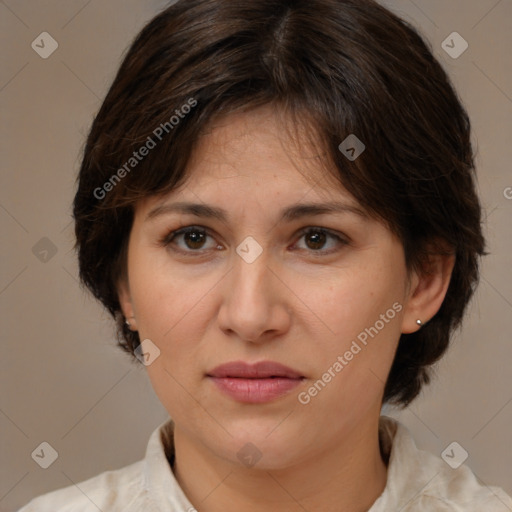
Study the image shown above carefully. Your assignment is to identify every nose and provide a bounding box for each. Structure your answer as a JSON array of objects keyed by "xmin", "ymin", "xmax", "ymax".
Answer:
[{"xmin": 217, "ymin": 250, "xmax": 292, "ymax": 343}]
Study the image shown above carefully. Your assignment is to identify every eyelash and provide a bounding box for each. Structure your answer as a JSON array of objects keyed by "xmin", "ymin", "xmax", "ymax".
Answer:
[{"xmin": 159, "ymin": 225, "xmax": 350, "ymax": 257}]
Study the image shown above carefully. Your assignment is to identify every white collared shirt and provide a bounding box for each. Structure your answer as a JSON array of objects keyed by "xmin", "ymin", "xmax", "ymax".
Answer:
[{"xmin": 18, "ymin": 416, "xmax": 512, "ymax": 511}]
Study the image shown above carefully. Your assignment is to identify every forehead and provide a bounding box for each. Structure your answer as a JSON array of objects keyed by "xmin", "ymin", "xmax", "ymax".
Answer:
[
  {"xmin": 176, "ymin": 106, "xmax": 351, "ymax": 198},
  {"xmin": 135, "ymin": 106, "xmax": 368, "ymax": 220}
]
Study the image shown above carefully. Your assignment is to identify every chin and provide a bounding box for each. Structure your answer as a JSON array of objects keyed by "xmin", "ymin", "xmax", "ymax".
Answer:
[{"xmin": 208, "ymin": 416, "xmax": 304, "ymax": 470}]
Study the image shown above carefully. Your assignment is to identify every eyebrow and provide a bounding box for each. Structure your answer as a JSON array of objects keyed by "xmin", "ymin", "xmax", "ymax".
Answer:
[{"xmin": 145, "ymin": 200, "xmax": 368, "ymax": 223}]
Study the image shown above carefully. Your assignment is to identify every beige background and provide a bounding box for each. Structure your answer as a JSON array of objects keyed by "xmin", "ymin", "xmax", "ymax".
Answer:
[{"xmin": 1, "ymin": 1, "xmax": 511, "ymax": 510}]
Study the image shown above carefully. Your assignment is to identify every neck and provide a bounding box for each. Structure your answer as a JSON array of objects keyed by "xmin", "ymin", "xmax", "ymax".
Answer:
[{"xmin": 172, "ymin": 413, "xmax": 387, "ymax": 512}]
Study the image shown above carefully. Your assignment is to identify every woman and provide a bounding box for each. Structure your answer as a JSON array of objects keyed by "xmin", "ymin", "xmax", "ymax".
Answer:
[{"xmin": 19, "ymin": 0, "xmax": 512, "ymax": 510}]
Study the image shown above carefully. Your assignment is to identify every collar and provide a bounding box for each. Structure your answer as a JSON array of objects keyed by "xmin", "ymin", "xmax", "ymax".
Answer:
[{"xmin": 138, "ymin": 415, "xmax": 509, "ymax": 511}]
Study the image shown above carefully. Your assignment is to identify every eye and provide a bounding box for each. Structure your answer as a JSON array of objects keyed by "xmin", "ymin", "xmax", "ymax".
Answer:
[
  {"xmin": 160, "ymin": 225, "xmax": 349, "ymax": 257},
  {"xmin": 292, "ymin": 227, "xmax": 349, "ymax": 254},
  {"xmin": 160, "ymin": 226, "xmax": 221, "ymax": 254}
]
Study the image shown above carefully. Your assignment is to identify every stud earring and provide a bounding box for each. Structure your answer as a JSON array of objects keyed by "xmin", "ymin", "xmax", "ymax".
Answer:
[
  {"xmin": 416, "ymin": 319, "xmax": 423, "ymax": 327},
  {"xmin": 125, "ymin": 316, "xmax": 135, "ymax": 327}
]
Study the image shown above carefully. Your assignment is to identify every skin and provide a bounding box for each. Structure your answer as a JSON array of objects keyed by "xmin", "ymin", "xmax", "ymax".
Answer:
[{"xmin": 118, "ymin": 105, "xmax": 455, "ymax": 512}]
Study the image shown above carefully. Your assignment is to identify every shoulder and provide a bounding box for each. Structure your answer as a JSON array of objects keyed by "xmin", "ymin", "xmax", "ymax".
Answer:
[
  {"xmin": 17, "ymin": 419, "xmax": 181, "ymax": 512},
  {"xmin": 405, "ymin": 460, "xmax": 512, "ymax": 511},
  {"xmin": 17, "ymin": 460, "xmax": 146, "ymax": 512},
  {"xmin": 375, "ymin": 416, "xmax": 512, "ymax": 512}
]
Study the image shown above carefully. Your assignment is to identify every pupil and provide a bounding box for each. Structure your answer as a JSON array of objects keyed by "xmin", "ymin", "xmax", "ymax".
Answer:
[
  {"xmin": 307, "ymin": 231, "xmax": 325, "ymax": 250},
  {"xmin": 185, "ymin": 231, "xmax": 205, "ymax": 249}
]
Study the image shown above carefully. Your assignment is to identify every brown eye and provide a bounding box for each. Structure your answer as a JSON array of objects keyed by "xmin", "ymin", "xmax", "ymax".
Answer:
[
  {"xmin": 294, "ymin": 227, "xmax": 349, "ymax": 254},
  {"xmin": 304, "ymin": 230, "xmax": 328, "ymax": 250},
  {"xmin": 182, "ymin": 230, "xmax": 207, "ymax": 249},
  {"xmin": 161, "ymin": 226, "xmax": 219, "ymax": 253}
]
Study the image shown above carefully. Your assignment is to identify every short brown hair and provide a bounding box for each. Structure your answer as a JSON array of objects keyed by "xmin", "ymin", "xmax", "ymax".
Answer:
[{"xmin": 73, "ymin": 0, "xmax": 485, "ymax": 406}]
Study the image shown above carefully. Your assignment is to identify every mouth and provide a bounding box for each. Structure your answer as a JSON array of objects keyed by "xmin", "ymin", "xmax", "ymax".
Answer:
[
  {"xmin": 207, "ymin": 360, "xmax": 304, "ymax": 379},
  {"xmin": 206, "ymin": 361, "xmax": 305, "ymax": 403}
]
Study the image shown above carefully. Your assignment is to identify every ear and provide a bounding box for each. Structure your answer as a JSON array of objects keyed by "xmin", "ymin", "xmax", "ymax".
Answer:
[
  {"xmin": 401, "ymin": 247, "xmax": 455, "ymax": 334},
  {"xmin": 117, "ymin": 276, "xmax": 138, "ymax": 331}
]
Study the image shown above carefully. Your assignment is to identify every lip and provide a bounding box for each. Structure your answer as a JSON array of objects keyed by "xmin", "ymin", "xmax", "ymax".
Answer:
[{"xmin": 207, "ymin": 361, "xmax": 305, "ymax": 403}]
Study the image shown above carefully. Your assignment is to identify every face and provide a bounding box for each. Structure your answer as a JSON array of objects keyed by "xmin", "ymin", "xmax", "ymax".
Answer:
[{"xmin": 119, "ymin": 106, "xmax": 418, "ymax": 469}]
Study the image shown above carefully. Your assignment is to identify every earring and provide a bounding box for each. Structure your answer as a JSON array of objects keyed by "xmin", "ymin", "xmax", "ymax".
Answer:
[
  {"xmin": 416, "ymin": 319, "xmax": 423, "ymax": 327},
  {"xmin": 125, "ymin": 316, "xmax": 135, "ymax": 327}
]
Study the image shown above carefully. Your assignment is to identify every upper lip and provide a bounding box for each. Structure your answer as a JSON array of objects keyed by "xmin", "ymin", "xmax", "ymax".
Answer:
[{"xmin": 207, "ymin": 361, "xmax": 304, "ymax": 379}]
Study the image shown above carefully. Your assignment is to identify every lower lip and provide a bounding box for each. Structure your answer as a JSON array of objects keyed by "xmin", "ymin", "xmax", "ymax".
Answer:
[{"xmin": 208, "ymin": 376, "xmax": 303, "ymax": 403}]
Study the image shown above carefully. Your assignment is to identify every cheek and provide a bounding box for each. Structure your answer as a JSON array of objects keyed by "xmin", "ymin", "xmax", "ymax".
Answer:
[
  {"xmin": 293, "ymin": 254, "xmax": 406, "ymax": 399},
  {"xmin": 128, "ymin": 247, "xmax": 213, "ymax": 340},
  {"xmin": 128, "ymin": 255, "xmax": 220, "ymax": 411},
  {"xmin": 298, "ymin": 257, "xmax": 405, "ymax": 340},
  {"xmin": 134, "ymin": 266, "xmax": 212, "ymax": 413}
]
